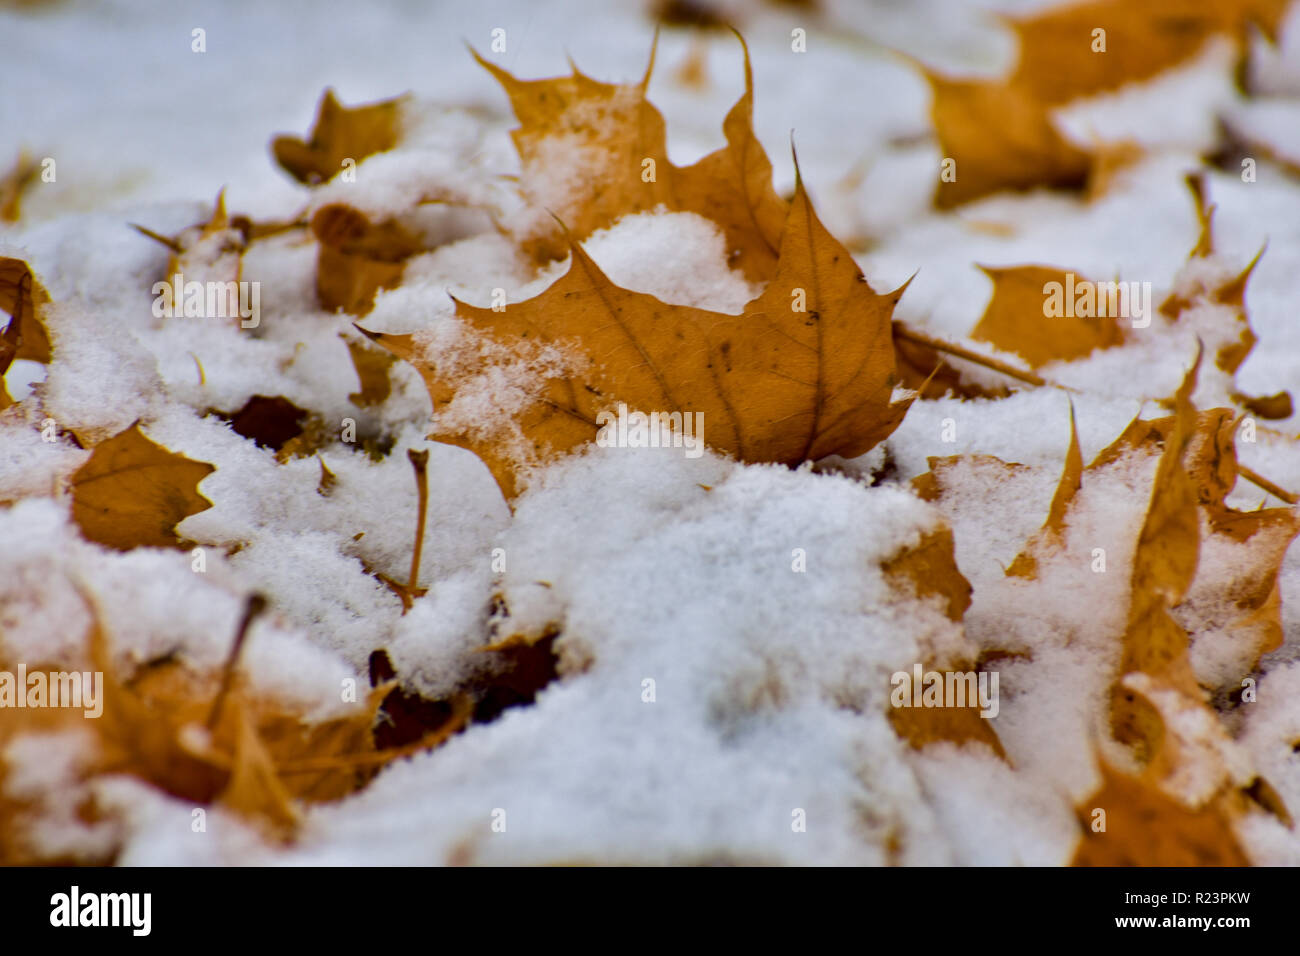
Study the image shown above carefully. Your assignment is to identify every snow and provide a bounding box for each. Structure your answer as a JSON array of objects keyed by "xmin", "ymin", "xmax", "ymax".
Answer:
[{"xmin": 3, "ymin": 0, "xmax": 1300, "ymax": 866}]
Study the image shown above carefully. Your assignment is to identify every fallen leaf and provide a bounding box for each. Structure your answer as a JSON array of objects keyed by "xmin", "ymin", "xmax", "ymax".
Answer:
[
  {"xmin": 216, "ymin": 705, "xmax": 300, "ymax": 832},
  {"xmin": 911, "ymin": 454, "xmax": 1031, "ymax": 505},
  {"xmin": 272, "ymin": 89, "xmax": 405, "ymax": 186},
  {"xmin": 69, "ymin": 422, "xmax": 215, "ymax": 550},
  {"xmin": 882, "ymin": 525, "xmax": 1004, "ymax": 757},
  {"xmin": 475, "ymin": 32, "xmax": 787, "ymax": 281},
  {"xmin": 1238, "ymin": 390, "xmax": 1293, "ymax": 419},
  {"xmin": 0, "ymin": 256, "xmax": 53, "ymax": 363},
  {"xmin": 1179, "ymin": 502, "xmax": 1300, "ymax": 672},
  {"xmin": 1006, "ymin": 401, "xmax": 1082, "ymax": 578},
  {"xmin": 1072, "ymin": 760, "xmax": 1249, "ymax": 866},
  {"xmin": 888, "ymin": 683, "xmax": 1005, "ymax": 758},
  {"xmin": 882, "ymin": 525, "xmax": 972, "ymax": 623},
  {"xmin": 925, "ymin": 73, "xmax": 1093, "ymax": 209},
  {"xmin": 918, "ymin": 0, "xmax": 1289, "ymax": 208},
  {"xmin": 1112, "ymin": 357, "xmax": 1202, "ymax": 719},
  {"xmin": 971, "ymin": 265, "xmax": 1127, "ymax": 368},
  {"xmin": 342, "ymin": 330, "xmax": 398, "ymax": 405},
  {"xmin": 311, "ymin": 203, "xmax": 423, "ymax": 315},
  {"xmin": 1088, "ymin": 407, "xmax": 1238, "ymax": 508},
  {"xmin": 1159, "ymin": 180, "xmax": 1289, "ymax": 417},
  {"xmin": 1009, "ymin": 0, "xmax": 1291, "ymax": 106},
  {"xmin": 216, "ymin": 395, "xmax": 309, "ymax": 451},
  {"xmin": 370, "ymin": 172, "xmax": 911, "ymax": 500}
]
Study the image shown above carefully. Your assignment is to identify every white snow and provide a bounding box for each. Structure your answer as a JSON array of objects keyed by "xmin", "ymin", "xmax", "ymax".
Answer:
[{"xmin": 3, "ymin": 0, "xmax": 1300, "ymax": 866}]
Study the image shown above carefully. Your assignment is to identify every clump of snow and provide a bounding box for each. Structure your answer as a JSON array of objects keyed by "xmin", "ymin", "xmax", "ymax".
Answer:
[
  {"xmin": 201, "ymin": 450, "xmax": 1008, "ymax": 866},
  {"xmin": 575, "ymin": 211, "xmax": 763, "ymax": 312}
]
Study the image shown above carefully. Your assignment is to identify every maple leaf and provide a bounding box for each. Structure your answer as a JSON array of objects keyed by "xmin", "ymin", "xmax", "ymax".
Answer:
[
  {"xmin": 881, "ymin": 525, "xmax": 972, "ymax": 624},
  {"xmin": 1006, "ymin": 402, "xmax": 1083, "ymax": 579},
  {"xmin": 473, "ymin": 32, "xmax": 787, "ymax": 281},
  {"xmin": 369, "ymin": 172, "xmax": 911, "ymax": 500},
  {"xmin": 1089, "ymin": 407, "xmax": 1240, "ymax": 508},
  {"xmin": 272, "ymin": 89, "xmax": 405, "ymax": 186},
  {"xmin": 69, "ymin": 422, "xmax": 215, "ymax": 551},
  {"xmin": 1110, "ymin": 359, "xmax": 1203, "ymax": 740},
  {"xmin": 342, "ymin": 330, "xmax": 398, "ymax": 406},
  {"xmin": 1071, "ymin": 760, "xmax": 1249, "ymax": 866},
  {"xmin": 0, "ymin": 595, "xmax": 388, "ymax": 860},
  {"xmin": 0, "ymin": 257, "xmax": 53, "ymax": 361},
  {"xmin": 917, "ymin": 0, "xmax": 1290, "ymax": 207},
  {"xmin": 887, "ymin": 686, "xmax": 1005, "ymax": 758},
  {"xmin": 999, "ymin": 370, "xmax": 1297, "ymax": 697},
  {"xmin": 1094, "ymin": 357, "xmax": 1289, "ymax": 834},
  {"xmin": 912, "ymin": 454, "xmax": 1032, "ymax": 506},
  {"xmin": 87, "ymin": 593, "xmax": 402, "ymax": 840},
  {"xmin": 309, "ymin": 203, "xmax": 424, "ymax": 316},
  {"xmin": 1160, "ymin": 175, "xmax": 1292, "ymax": 419},
  {"xmin": 1008, "ymin": 0, "xmax": 1291, "ymax": 106},
  {"xmin": 0, "ymin": 258, "xmax": 54, "ymax": 410},
  {"xmin": 881, "ymin": 525, "xmax": 1004, "ymax": 758},
  {"xmin": 1180, "ymin": 504, "xmax": 1300, "ymax": 672},
  {"xmin": 924, "ymin": 72, "xmax": 1094, "ymax": 210},
  {"xmin": 970, "ymin": 265, "xmax": 1127, "ymax": 368}
]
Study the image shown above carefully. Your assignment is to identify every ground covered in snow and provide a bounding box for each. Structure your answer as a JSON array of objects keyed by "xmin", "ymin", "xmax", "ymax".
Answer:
[{"xmin": 4, "ymin": 0, "xmax": 1300, "ymax": 865}]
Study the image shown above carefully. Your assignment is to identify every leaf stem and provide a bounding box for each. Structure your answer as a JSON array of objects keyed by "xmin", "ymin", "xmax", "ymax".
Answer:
[
  {"xmin": 406, "ymin": 448, "xmax": 430, "ymax": 596},
  {"xmin": 893, "ymin": 321, "xmax": 1048, "ymax": 388},
  {"xmin": 1238, "ymin": 464, "xmax": 1298, "ymax": 505},
  {"xmin": 206, "ymin": 592, "xmax": 268, "ymax": 731},
  {"xmin": 381, "ymin": 449, "xmax": 432, "ymax": 614}
]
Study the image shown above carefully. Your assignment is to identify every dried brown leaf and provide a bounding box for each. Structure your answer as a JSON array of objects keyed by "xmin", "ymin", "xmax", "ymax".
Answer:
[
  {"xmin": 371, "ymin": 175, "xmax": 910, "ymax": 500},
  {"xmin": 70, "ymin": 422, "xmax": 215, "ymax": 551}
]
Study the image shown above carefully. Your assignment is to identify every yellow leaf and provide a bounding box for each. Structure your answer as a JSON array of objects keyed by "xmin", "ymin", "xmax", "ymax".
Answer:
[
  {"xmin": 971, "ymin": 265, "xmax": 1126, "ymax": 368},
  {"xmin": 216, "ymin": 704, "xmax": 300, "ymax": 834},
  {"xmin": 272, "ymin": 89, "xmax": 404, "ymax": 186},
  {"xmin": 475, "ymin": 33, "xmax": 787, "ymax": 281},
  {"xmin": 371, "ymin": 175, "xmax": 910, "ymax": 500},
  {"xmin": 917, "ymin": 0, "xmax": 1289, "ymax": 208},
  {"xmin": 882, "ymin": 525, "xmax": 972, "ymax": 623},
  {"xmin": 310, "ymin": 204, "xmax": 422, "ymax": 315},
  {"xmin": 342, "ymin": 331, "xmax": 397, "ymax": 406},
  {"xmin": 1115, "ymin": 357, "xmax": 1200, "ymax": 693},
  {"xmin": 70, "ymin": 423, "xmax": 215, "ymax": 550},
  {"xmin": 1072, "ymin": 761, "xmax": 1249, "ymax": 866},
  {"xmin": 882, "ymin": 527, "xmax": 1003, "ymax": 758},
  {"xmin": 926, "ymin": 74, "xmax": 1093, "ymax": 209},
  {"xmin": 888, "ymin": 687, "xmax": 1005, "ymax": 758},
  {"xmin": 1006, "ymin": 401, "xmax": 1082, "ymax": 578},
  {"xmin": 0, "ymin": 256, "xmax": 53, "ymax": 363},
  {"xmin": 1009, "ymin": 0, "xmax": 1290, "ymax": 106}
]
